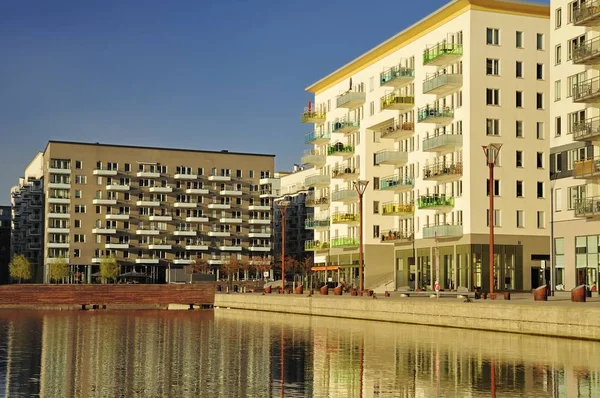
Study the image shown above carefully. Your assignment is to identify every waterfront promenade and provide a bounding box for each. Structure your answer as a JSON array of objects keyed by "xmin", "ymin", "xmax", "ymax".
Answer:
[{"xmin": 215, "ymin": 291, "xmax": 600, "ymax": 341}]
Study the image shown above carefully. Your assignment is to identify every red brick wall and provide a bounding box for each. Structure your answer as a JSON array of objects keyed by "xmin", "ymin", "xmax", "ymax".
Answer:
[{"xmin": 0, "ymin": 283, "xmax": 215, "ymax": 305}]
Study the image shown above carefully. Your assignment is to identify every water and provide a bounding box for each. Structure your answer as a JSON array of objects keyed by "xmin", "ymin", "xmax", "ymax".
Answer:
[{"xmin": 0, "ymin": 309, "xmax": 599, "ymax": 398}]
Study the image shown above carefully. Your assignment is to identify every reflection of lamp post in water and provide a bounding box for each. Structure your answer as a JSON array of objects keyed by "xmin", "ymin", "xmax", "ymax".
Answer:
[
  {"xmin": 353, "ymin": 180, "xmax": 369, "ymax": 293},
  {"xmin": 280, "ymin": 324, "xmax": 285, "ymax": 398},
  {"xmin": 482, "ymin": 143, "xmax": 502, "ymax": 294},
  {"xmin": 278, "ymin": 200, "xmax": 290, "ymax": 290}
]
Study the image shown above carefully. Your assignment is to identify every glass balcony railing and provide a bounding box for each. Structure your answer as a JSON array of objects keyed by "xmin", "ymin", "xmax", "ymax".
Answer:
[
  {"xmin": 336, "ymin": 91, "xmax": 366, "ymax": 108},
  {"xmin": 573, "ymin": 1, "xmax": 600, "ymax": 26},
  {"xmin": 422, "ymin": 223, "xmax": 463, "ymax": 239},
  {"xmin": 331, "ymin": 212, "xmax": 359, "ymax": 224},
  {"xmin": 381, "ymin": 229, "xmax": 413, "ymax": 243},
  {"xmin": 331, "ymin": 236, "xmax": 359, "ymax": 248},
  {"xmin": 418, "ymin": 195, "xmax": 455, "ymax": 210},
  {"xmin": 418, "ymin": 106, "xmax": 454, "ymax": 123},
  {"xmin": 381, "ymin": 202, "xmax": 414, "ymax": 216},
  {"xmin": 380, "ymin": 121, "xmax": 415, "ymax": 140},
  {"xmin": 422, "ymin": 73, "xmax": 463, "ymax": 95},
  {"xmin": 331, "ymin": 189, "xmax": 358, "ymax": 202},
  {"xmin": 301, "ymin": 149, "xmax": 326, "ymax": 166},
  {"xmin": 374, "ymin": 150, "xmax": 408, "ymax": 165},
  {"xmin": 422, "ymin": 133, "xmax": 463, "ymax": 152},
  {"xmin": 380, "ymin": 93, "xmax": 415, "ymax": 110},
  {"xmin": 305, "ymin": 240, "xmax": 329, "ymax": 251},
  {"xmin": 305, "ymin": 174, "xmax": 330, "ymax": 187},
  {"xmin": 305, "ymin": 196, "xmax": 329, "ymax": 207},
  {"xmin": 574, "ymin": 76, "xmax": 600, "ymax": 103},
  {"xmin": 380, "ymin": 65, "xmax": 415, "ymax": 86},
  {"xmin": 302, "ymin": 109, "xmax": 326, "ymax": 123},
  {"xmin": 573, "ymin": 37, "xmax": 600, "ymax": 64},
  {"xmin": 332, "ymin": 119, "xmax": 360, "ymax": 134},
  {"xmin": 379, "ymin": 175, "xmax": 414, "ymax": 191},
  {"xmin": 305, "ymin": 218, "xmax": 330, "ymax": 229},
  {"xmin": 327, "ymin": 143, "xmax": 355, "ymax": 156},
  {"xmin": 423, "ymin": 42, "xmax": 463, "ymax": 66},
  {"xmin": 305, "ymin": 130, "xmax": 331, "ymax": 144},
  {"xmin": 423, "ymin": 161, "xmax": 463, "ymax": 180}
]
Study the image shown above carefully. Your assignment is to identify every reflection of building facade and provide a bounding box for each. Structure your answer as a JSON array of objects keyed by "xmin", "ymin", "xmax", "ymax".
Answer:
[
  {"xmin": 0, "ymin": 206, "xmax": 11, "ymax": 284},
  {"xmin": 301, "ymin": 0, "xmax": 550, "ymax": 292}
]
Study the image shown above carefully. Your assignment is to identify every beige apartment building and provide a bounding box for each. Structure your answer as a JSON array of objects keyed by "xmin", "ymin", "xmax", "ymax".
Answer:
[
  {"xmin": 15, "ymin": 141, "xmax": 275, "ymax": 283},
  {"xmin": 302, "ymin": 0, "xmax": 551, "ymax": 292}
]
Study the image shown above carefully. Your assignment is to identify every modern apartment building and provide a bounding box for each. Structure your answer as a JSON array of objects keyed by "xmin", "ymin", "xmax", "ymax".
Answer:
[
  {"xmin": 14, "ymin": 141, "xmax": 275, "ymax": 283},
  {"xmin": 0, "ymin": 206, "xmax": 11, "ymax": 284},
  {"xmin": 302, "ymin": 0, "xmax": 550, "ymax": 291},
  {"xmin": 550, "ymin": 0, "xmax": 600, "ymax": 291}
]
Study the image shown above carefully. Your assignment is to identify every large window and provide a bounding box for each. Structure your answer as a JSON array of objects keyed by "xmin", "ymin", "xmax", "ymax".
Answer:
[
  {"xmin": 486, "ymin": 58, "xmax": 500, "ymax": 75},
  {"xmin": 568, "ymin": 185, "xmax": 586, "ymax": 210},
  {"xmin": 487, "ymin": 28, "xmax": 500, "ymax": 45},
  {"xmin": 575, "ymin": 235, "xmax": 600, "ymax": 287},
  {"xmin": 486, "ymin": 118, "xmax": 500, "ymax": 136},
  {"xmin": 486, "ymin": 88, "xmax": 500, "ymax": 105}
]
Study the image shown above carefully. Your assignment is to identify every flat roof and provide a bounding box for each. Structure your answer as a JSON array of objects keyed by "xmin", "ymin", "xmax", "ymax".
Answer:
[
  {"xmin": 305, "ymin": 0, "xmax": 549, "ymax": 94},
  {"xmin": 43, "ymin": 140, "xmax": 275, "ymax": 158}
]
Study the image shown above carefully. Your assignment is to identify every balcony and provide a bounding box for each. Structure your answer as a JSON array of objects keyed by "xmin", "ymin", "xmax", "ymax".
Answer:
[
  {"xmin": 92, "ymin": 258, "xmax": 102, "ymax": 264},
  {"xmin": 380, "ymin": 121, "xmax": 414, "ymax": 141},
  {"xmin": 208, "ymin": 231, "xmax": 230, "ymax": 237},
  {"xmin": 305, "ymin": 196, "xmax": 329, "ymax": 208},
  {"xmin": 93, "ymin": 199, "xmax": 117, "ymax": 206},
  {"xmin": 173, "ymin": 259, "xmax": 194, "ymax": 265},
  {"xmin": 574, "ymin": 76, "xmax": 600, "ymax": 103},
  {"xmin": 301, "ymin": 149, "xmax": 327, "ymax": 167},
  {"xmin": 150, "ymin": 186, "xmax": 173, "ymax": 193},
  {"xmin": 418, "ymin": 195, "xmax": 455, "ymax": 211},
  {"xmin": 106, "ymin": 214, "xmax": 130, "ymax": 220},
  {"xmin": 48, "ymin": 168, "xmax": 71, "ymax": 175},
  {"xmin": 305, "ymin": 240, "xmax": 329, "ymax": 251},
  {"xmin": 136, "ymin": 257, "xmax": 160, "ymax": 264},
  {"xmin": 174, "ymin": 173, "xmax": 197, "ymax": 180},
  {"xmin": 148, "ymin": 243, "xmax": 171, "ymax": 250},
  {"xmin": 331, "ymin": 212, "xmax": 359, "ymax": 224},
  {"xmin": 48, "ymin": 212, "xmax": 71, "ymax": 219},
  {"xmin": 208, "ymin": 174, "xmax": 231, "ymax": 182},
  {"xmin": 573, "ymin": 1, "xmax": 600, "ymax": 26},
  {"xmin": 423, "ymin": 161, "xmax": 463, "ymax": 182},
  {"xmin": 105, "ymin": 243, "xmax": 130, "ymax": 250},
  {"xmin": 219, "ymin": 245, "xmax": 242, "ymax": 252},
  {"xmin": 327, "ymin": 143, "xmax": 354, "ymax": 158},
  {"xmin": 48, "ymin": 197, "xmax": 70, "ymax": 204},
  {"xmin": 220, "ymin": 217, "xmax": 243, "ymax": 224},
  {"xmin": 331, "ymin": 189, "xmax": 358, "ymax": 204},
  {"xmin": 48, "ymin": 227, "xmax": 69, "ymax": 234},
  {"xmin": 136, "ymin": 171, "xmax": 160, "ymax": 178},
  {"xmin": 573, "ymin": 116, "xmax": 600, "ymax": 142},
  {"xmin": 379, "ymin": 175, "xmax": 414, "ymax": 193},
  {"xmin": 380, "ymin": 93, "xmax": 415, "ymax": 111},
  {"xmin": 574, "ymin": 157, "xmax": 600, "ymax": 179},
  {"xmin": 186, "ymin": 216, "xmax": 209, "ymax": 223},
  {"xmin": 93, "ymin": 168, "xmax": 118, "ymax": 176},
  {"xmin": 136, "ymin": 200, "xmax": 161, "ymax": 207},
  {"xmin": 186, "ymin": 188, "xmax": 209, "ymax": 194},
  {"xmin": 248, "ymin": 231, "xmax": 271, "ymax": 238},
  {"xmin": 336, "ymin": 91, "xmax": 366, "ymax": 109},
  {"xmin": 305, "ymin": 174, "xmax": 330, "ymax": 188},
  {"xmin": 174, "ymin": 201, "xmax": 197, "ymax": 208},
  {"xmin": 248, "ymin": 244, "xmax": 271, "ymax": 252},
  {"xmin": 418, "ymin": 106, "xmax": 454, "ymax": 124},
  {"xmin": 136, "ymin": 228, "xmax": 161, "ymax": 235},
  {"xmin": 380, "ymin": 65, "xmax": 414, "ymax": 87},
  {"xmin": 185, "ymin": 244, "xmax": 209, "ymax": 251},
  {"xmin": 92, "ymin": 227, "xmax": 117, "ymax": 234},
  {"xmin": 331, "ymin": 165, "xmax": 359, "ymax": 180},
  {"xmin": 381, "ymin": 202, "xmax": 414, "ymax": 218},
  {"xmin": 423, "ymin": 42, "xmax": 463, "ymax": 66},
  {"xmin": 47, "ymin": 257, "xmax": 71, "ymax": 264},
  {"xmin": 260, "ymin": 189, "xmax": 280, "ymax": 198},
  {"xmin": 47, "ymin": 242, "xmax": 70, "ymax": 249},
  {"xmin": 302, "ymin": 110, "xmax": 326, "ymax": 124},
  {"xmin": 208, "ymin": 259, "xmax": 224, "ymax": 265},
  {"xmin": 332, "ymin": 118, "xmax": 360, "ymax": 135},
  {"xmin": 422, "ymin": 133, "xmax": 463, "ymax": 154},
  {"xmin": 305, "ymin": 130, "xmax": 331, "ymax": 145},
  {"xmin": 149, "ymin": 215, "xmax": 172, "ymax": 221},
  {"xmin": 208, "ymin": 203, "xmax": 230, "ymax": 209},
  {"xmin": 248, "ymin": 205, "xmax": 271, "ymax": 211},
  {"xmin": 374, "ymin": 150, "xmax": 408, "ymax": 166},
  {"xmin": 422, "ymin": 73, "xmax": 463, "ymax": 96},
  {"xmin": 331, "ymin": 236, "xmax": 359, "ymax": 248},
  {"xmin": 47, "ymin": 182, "xmax": 71, "ymax": 189},
  {"xmin": 106, "ymin": 184, "xmax": 130, "ymax": 191},
  {"xmin": 248, "ymin": 218, "xmax": 271, "ymax": 225},
  {"xmin": 381, "ymin": 229, "xmax": 413, "ymax": 244},
  {"xmin": 305, "ymin": 217, "xmax": 330, "ymax": 230},
  {"xmin": 575, "ymin": 197, "xmax": 600, "ymax": 217},
  {"xmin": 423, "ymin": 223, "xmax": 463, "ymax": 239},
  {"xmin": 573, "ymin": 37, "xmax": 600, "ymax": 65},
  {"xmin": 220, "ymin": 189, "xmax": 243, "ymax": 196}
]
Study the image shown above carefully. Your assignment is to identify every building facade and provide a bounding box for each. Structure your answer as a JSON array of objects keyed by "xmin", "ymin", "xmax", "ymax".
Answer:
[
  {"xmin": 550, "ymin": 0, "xmax": 600, "ymax": 291},
  {"xmin": 0, "ymin": 206, "xmax": 11, "ymax": 284},
  {"xmin": 14, "ymin": 141, "xmax": 275, "ymax": 283},
  {"xmin": 302, "ymin": 0, "xmax": 551, "ymax": 291}
]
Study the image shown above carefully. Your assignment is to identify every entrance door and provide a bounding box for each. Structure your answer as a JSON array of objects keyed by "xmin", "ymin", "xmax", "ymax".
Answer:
[{"xmin": 531, "ymin": 267, "xmax": 542, "ymax": 289}]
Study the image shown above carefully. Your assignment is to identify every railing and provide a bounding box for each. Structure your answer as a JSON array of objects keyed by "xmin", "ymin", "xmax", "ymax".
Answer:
[
  {"xmin": 331, "ymin": 189, "xmax": 358, "ymax": 202},
  {"xmin": 381, "ymin": 202, "xmax": 414, "ymax": 215},
  {"xmin": 374, "ymin": 150, "xmax": 408, "ymax": 165},
  {"xmin": 574, "ymin": 157, "xmax": 600, "ymax": 178},
  {"xmin": 380, "ymin": 65, "xmax": 414, "ymax": 85},
  {"xmin": 573, "ymin": 116, "xmax": 600, "ymax": 141},
  {"xmin": 327, "ymin": 143, "xmax": 354, "ymax": 156},
  {"xmin": 336, "ymin": 91, "xmax": 366, "ymax": 108},
  {"xmin": 380, "ymin": 122, "xmax": 414, "ymax": 139},
  {"xmin": 417, "ymin": 106, "xmax": 454, "ymax": 122},
  {"xmin": 332, "ymin": 119, "xmax": 360, "ymax": 133},
  {"xmin": 422, "ymin": 133, "xmax": 463, "ymax": 152},
  {"xmin": 305, "ymin": 130, "xmax": 330, "ymax": 144},
  {"xmin": 331, "ymin": 236, "xmax": 359, "ymax": 248},
  {"xmin": 422, "ymin": 223, "xmax": 463, "ymax": 239},
  {"xmin": 305, "ymin": 174, "xmax": 329, "ymax": 186},
  {"xmin": 418, "ymin": 195, "xmax": 455, "ymax": 209},
  {"xmin": 379, "ymin": 175, "xmax": 414, "ymax": 190},
  {"xmin": 573, "ymin": 1, "xmax": 600, "ymax": 25},
  {"xmin": 305, "ymin": 240, "xmax": 329, "ymax": 251},
  {"xmin": 331, "ymin": 165, "xmax": 359, "ymax": 178},
  {"xmin": 573, "ymin": 37, "xmax": 600, "ymax": 64},
  {"xmin": 380, "ymin": 229, "xmax": 413, "ymax": 243},
  {"xmin": 305, "ymin": 218, "xmax": 330, "ymax": 229},
  {"xmin": 305, "ymin": 196, "xmax": 329, "ymax": 206},
  {"xmin": 574, "ymin": 76, "xmax": 600, "ymax": 102},
  {"xmin": 575, "ymin": 197, "xmax": 600, "ymax": 217},
  {"xmin": 423, "ymin": 42, "xmax": 463, "ymax": 65},
  {"xmin": 380, "ymin": 93, "xmax": 415, "ymax": 110},
  {"xmin": 423, "ymin": 161, "xmax": 463, "ymax": 179},
  {"xmin": 302, "ymin": 109, "xmax": 326, "ymax": 123},
  {"xmin": 331, "ymin": 212, "xmax": 359, "ymax": 223},
  {"xmin": 422, "ymin": 73, "xmax": 462, "ymax": 93}
]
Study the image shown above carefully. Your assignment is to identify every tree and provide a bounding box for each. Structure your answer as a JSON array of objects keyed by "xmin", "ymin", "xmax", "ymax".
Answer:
[
  {"xmin": 49, "ymin": 257, "xmax": 69, "ymax": 283},
  {"xmin": 254, "ymin": 256, "xmax": 271, "ymax": 281},
  {"xmin": 221, "ymin": 257, "xmax": 240, "ymax": 282},
  {"xmin": 187, "ymin": 256, "xmax": 209, "ymax": 274},
  {"xmin": 298, "ymin": 256, "xmax": 314, "ymax": 287},
  {"xmin": 9, "ymin": 255, "xmax": 32, "ymax": 283},
  {"xmin": 284, "ymin": 256, "xmax": 301, "ymax": 281},
  {"xmin": 238, "ymin": 259, "xmax": 252, "ymax": 281},
  {"xmin": 100, "ymin": 255, "xmax": 119, "ymax": 283}
]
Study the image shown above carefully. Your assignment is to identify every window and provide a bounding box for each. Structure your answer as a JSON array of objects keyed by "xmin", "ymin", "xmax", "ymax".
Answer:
[
  {"xmin": 74, "ymin": 234, "xmax": 86, "ymax": 243},
  {"xmin": 568, "ymin": 185, "xmax": 586, "ymax": 210},
  {"xmin": 249, "ymin": 170, "xmax": 254, "ymax": 178},
  {"xmin": 74, "ymin": 220, "xmax": 81, "ymax": 228},
  {"xmin": 373, "ymin": 225, "xmax": 380, "ymax": 238},
  {"xmin": 236, "ymin": 169, "xmax": 242, "ymax": 178},
  {"xmin": 75, "ymin": 161, "xmax": 82, "ymax": 169},
  {"xmin": 537, "ymin": 211, "xmax": 545, "ymax": 229},
  {"xmin": 369, "ymin": 101, "xmax": 375, "ymax": 116},
  {"xmin": 537, "ymin": 33, "xmax": 544, "ymax": 50},
  {"xmin": 555, "ymin": 7, "xmax": 562, "ymax": 28},
  {"xmin": 516, "ymin": 91, "xmax": 523, "ymax": 108},
  {"xmin": 486, "ymin": 118, "xmax": 500, "ymax": 136},
  {"xmin": 568, "ymin": 35, "xmax": 586, "ymax": 60},
  {"xmin": 486, "ymin": 209, "xmax": 501, "ymax": 227},
  {"xmin": 373, "ymin": 201, "xmax": 379, "ymax": 214},
  {"xmin": 486, "ymin": 58, "xmax": 500, "ymax": 75},
  {"xmin": 516, "ymin": 120, "xmax": 523, "ymax": 137},
  {"xmin": 536, "ymin": 63, "xmax": 544, "ymax": 80},
  {"xmin": 555, "ymin": 188, "xmax": 562, "ymax": 211},
  {"xmin": 516, "ymin": 31, "xmax": 523, "ymax": 48},
  {"xmin": 555, "ymin": 44, "xmax": 562, "ymax": 65},
  {"xmin": 516, "ymin": 61, "xmax": 523, "ymax": 78},
  {"xmin": 96, "ymin": 205, "xmax": 101, "ymax": 214},
  {"xmin": 516, "ymin": 151, "xmax": 523, "ymax": 167},
  {"xmin": 536, "ymin": 122, "xmax": 544, "ymax": 139},
  {"xmin": 537, "ymin": 181, "xmax": 544, "ymax": 198},
  {"xmin": 567, "ymin": 72, "xmax": 586, "ymax": 98},
  {"xmin": 369, "ymin": 76, "xmax": 374, "ymax": 92},
  {"xmin": 75, "ymin": 175, "xmax": 87, "ymax": 184},
  {"xmin": 568, "ymin": 110, "xmax": 586, "ymax": 133},
  {"xmin": 536, "ymin": 93, "xmax": 544, "ymax": 109},
  {"xmin": 486, "ymin": 88, "xmax": 500, "ymax": 105},
  {"xmin": 486, "ymin": 179, "xmax": 500, "ymax": 196},
  {"xmin": 487, "ymin": 28, "xmax": 500, "ymax": 45},
  {"xmin": 75, "ymin": 205, "xmax": 86, "ymax": 213},
  {"xmin": 537, "ymin": 152, "xmax": 544, "ymax": 168},
  {"xmin": 555, "ymin": 80, "xmax": 561, "ymax": 101},
  {"xmin": 555, "ymin": 116, "xmax": 562, "ymax": 137},
  {"xmin": 517, "ymin": 210, "xmax": 525, "ymax": 228},
  {"xmin": 74, "ymin": 249, "xmax": 80, "ymax": 258},
  {"xmin": 516, "ymin": 181, "xmax": 524, "ymax": 198},
  {"xmin": 373, "ymin": 177, "xmax": 380, "ymax": 190}
]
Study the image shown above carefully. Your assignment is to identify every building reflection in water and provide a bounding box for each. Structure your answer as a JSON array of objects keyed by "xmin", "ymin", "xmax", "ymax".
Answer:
[{"xmin": 0, "ymin": 309, "xmax": 600, "ymax": 397}]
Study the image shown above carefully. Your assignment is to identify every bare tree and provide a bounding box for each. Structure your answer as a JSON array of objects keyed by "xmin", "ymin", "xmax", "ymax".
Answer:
[{"xmin": 254, "ymin": 256, "xmax": 271, "ymax": 282}]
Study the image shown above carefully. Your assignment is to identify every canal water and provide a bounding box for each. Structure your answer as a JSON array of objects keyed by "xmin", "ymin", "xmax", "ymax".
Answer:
[{"xmin": 0, "ymin": 309, "xmax": 599, "ymax": 398}]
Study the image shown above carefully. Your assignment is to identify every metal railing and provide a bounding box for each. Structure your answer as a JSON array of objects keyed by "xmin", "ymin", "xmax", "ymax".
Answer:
[
  {"xmin": 418, "ymin": 195, "xmax": 455, "ymax": 209},
  {"xmin": 380, "ymin": 229, "xmax": 413, "ymax": 243},
  {"xmin": 380, "ymin": 122, "xmax": 414, "ymax": 139},
  {"xmin": 423, "ymin": 42, "xmax": 463, "ymax": 65},
  {"xmin": 573, "ymin": 1, "xmax": 600, "ymax": 25},
  {"xmin": 331, "ymin": 212, "xmax": 359, "ymax": 223},
  {"xmin": 380, "ymin": 65, "xmax": 414, "ymax": 85},
  {"xmin": 573, "ymin": 116, "xmax": 600, "ymax": 141},
  {"xmin": 423, "ymin": 161, "xmax": 463, "ymax": 179},
  {"xmin": 381, "ymin": 202, "xmax": 414, "ymax": 215},
  {"xmin": 574, "ymin": 76, "xmax": 600, "ymax": 102},
  {"xmin": 575, "ymin": 197, "xmax": 600, "ymax": 217},
  {"xmin": 417, "ymin": 106, "xmax": 454, "ymax": 122},
  {"xmin": 379, "ymin": 175, "xmax": 414, "ymax": 190},
  {"xmin": 380, "ymin": 93, "xmax": 415, "ymax": 110},
  {"xmin": 305, "ymin": 130, "xmax": 330, "ymax": 144},
  {"xmin": 327, "ymin": 143, "xmax": 354, "ymax": 156},
  {"xmin": 331, "ymin": 236, "xmax": 359, "ymax": 248}
]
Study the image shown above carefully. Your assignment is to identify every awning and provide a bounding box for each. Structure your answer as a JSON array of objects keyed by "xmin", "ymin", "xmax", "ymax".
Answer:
[{"xmin": 311, "ymin": 266, "xmax": 339, "ymax": 271}]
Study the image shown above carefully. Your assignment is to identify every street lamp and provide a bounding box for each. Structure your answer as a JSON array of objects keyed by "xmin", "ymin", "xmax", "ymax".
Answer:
[
  {"xmin": 278, "ymin": 200, "xmax": 290, "ymax": 291},
  {"xmin": 550, "ymin": 173, "xmax": 556, "ymax": 296},
  {"xmin": 482, "ymin": 143, "xmax": 502, "ymax": 294},
  {"xmin": 353, "ymin": 179, "xmax": 369, "ymax": 293}
]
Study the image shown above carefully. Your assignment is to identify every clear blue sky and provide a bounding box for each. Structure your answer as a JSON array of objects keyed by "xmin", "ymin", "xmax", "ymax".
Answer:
[{"xmin": 0, "ymin": 0, "xmax": 548, "ymax": 205}]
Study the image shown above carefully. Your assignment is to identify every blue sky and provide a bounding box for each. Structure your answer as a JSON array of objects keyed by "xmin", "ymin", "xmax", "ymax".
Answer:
[{"xmin": 0, "ymin": 0, "xmax": 548, "ymax": 205}]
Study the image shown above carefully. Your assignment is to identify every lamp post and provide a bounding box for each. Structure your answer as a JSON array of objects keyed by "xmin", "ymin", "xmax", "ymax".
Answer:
[
  {"xmin": 550, "ymin": 173, "xmax": 556, "ymax": 296},
  {"xmin": 278, "ymin": 200, "xmax": 290, "ymax": 291},
  {"xmin": 482, "ymin": 144, "xmax": 502, "ymax": 294},
  {"xmin": 353, "ymin": 180, "xmax": 369, "ymax": 293}
]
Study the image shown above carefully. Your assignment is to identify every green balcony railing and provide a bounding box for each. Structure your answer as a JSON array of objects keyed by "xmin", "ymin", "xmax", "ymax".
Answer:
[
  {"xmin": 379, "ymin": 175, "xmax": 414, "ymax": 190},
  {"xmin": 380, "ymin": 65, "xmax": 415, "ymax": 85},
  {"xmin": 305, "ymin": 218, "xmax": 330, "ymax": 229},
  {"xmin": 423, "ymin": 42, "xmax": 463, "ymax": 65},
  {"xmin": 331, "ymin": 236, "xmax": 359, "ymax": 248},
  {"xmin": 305, "ymin": 240, "xmax": 329, "ymax": 251},
  {"xmin": 302, "ymin": 110, "xmax": 326, "ymax": 123},
  {"xmin": 327, "ymin": 143, "xmax": 355, "ymax": 156},
  {"xmin": 418, "ymin": 195, "xmax": 455, "ymax": 209},
  {"xmin": 332, "ymin": 119, "xmax": 360, "ymax": 133},
  {"xmin": 305, "ymin": 130, "xmax": 331, "ymax": 144}
]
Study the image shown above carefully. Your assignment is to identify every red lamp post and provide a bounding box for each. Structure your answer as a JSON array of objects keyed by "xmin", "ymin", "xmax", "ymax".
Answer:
[
  {"xmin": 278, "ymin": 200, "xmax": 290, "ymax": 291},
  {"xmin": 353, "ymin": 180, "xmax": 369, "ymax": 293},
  {"xmin": 482, "ymin": 144, "xmax": 502, "ymax": 294}
]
